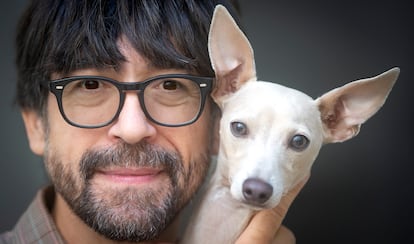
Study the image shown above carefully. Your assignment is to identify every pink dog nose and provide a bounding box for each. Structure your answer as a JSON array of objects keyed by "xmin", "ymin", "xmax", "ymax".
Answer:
[{"xmin": 242, "ymin": 178, "xmax": 273, "ymax": 205}]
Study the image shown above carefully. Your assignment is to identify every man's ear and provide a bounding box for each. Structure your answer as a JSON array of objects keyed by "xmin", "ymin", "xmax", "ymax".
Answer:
[
  {"xmin": 316, "ymin": 67, "xmax": 399, "ymax": 143},
  {"xmin": 208, "ymin": 5, "xmax": 256, "ymax": 107},
  {"xmin": 21, "ymin": 109, "xmax": 46, "ymax": 156}
]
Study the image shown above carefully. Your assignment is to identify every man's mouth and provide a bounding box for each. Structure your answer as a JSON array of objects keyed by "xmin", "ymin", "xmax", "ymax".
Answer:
[{"xmin": 94, "ymin": 167, "xmax": 164, "ymax": 185}]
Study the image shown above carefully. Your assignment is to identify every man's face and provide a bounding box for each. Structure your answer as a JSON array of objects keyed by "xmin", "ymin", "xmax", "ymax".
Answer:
[{"xmin": 23, "ymin": 39, "xmax": 213, "ymax": 241}]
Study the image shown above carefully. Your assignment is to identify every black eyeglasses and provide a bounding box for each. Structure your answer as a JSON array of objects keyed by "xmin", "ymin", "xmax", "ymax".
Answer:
[{"xmin": 42, "ymin": 74, "xmax": 214, "ymax": 128}]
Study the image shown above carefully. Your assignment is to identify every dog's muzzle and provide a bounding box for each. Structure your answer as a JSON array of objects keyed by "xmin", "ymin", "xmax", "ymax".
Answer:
[{"xmin": 242, "ymin": 178, "xmax": 273, "ymax": 205}]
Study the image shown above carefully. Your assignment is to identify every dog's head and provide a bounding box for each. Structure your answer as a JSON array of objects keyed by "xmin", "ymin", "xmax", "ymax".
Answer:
[{"xmin": 208, "ymin": 5, "xmax": 399, "ymax": 209}]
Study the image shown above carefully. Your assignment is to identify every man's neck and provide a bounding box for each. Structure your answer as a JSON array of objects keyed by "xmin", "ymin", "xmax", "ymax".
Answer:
[{"xmin": 51, "ymin": 193, "xmax": 180, "ymax": 243}]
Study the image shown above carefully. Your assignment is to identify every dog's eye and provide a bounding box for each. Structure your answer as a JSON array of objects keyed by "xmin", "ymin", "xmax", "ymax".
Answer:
[
  {"xmin": 289, "ymin": 134, "xmax": 309, "ymax": 151},
  {"xmin": 230, "ymin": 121, "xmax": 248, "ymax": 137}
]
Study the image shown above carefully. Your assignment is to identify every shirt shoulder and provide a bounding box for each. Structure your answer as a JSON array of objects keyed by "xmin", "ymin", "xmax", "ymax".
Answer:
[{"xmin": 0, "ymin": 187, "xmax": 65, "ymax": 244}]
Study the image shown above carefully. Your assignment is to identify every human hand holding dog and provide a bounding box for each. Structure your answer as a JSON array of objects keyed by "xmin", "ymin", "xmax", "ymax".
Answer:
[{"xmin": 235, "ymin": 175, "xmax": 309, "ymax": 244}]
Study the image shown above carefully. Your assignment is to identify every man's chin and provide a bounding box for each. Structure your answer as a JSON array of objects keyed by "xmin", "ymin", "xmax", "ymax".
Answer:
[{"xmin": 72, "ymin": 184, "xmax": 178, "ymax": 242}]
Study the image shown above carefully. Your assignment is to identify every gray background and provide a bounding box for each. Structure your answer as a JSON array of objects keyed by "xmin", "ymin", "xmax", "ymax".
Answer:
[{"xmin": 1, "ymin": 1, "xmax": 413, "ymax": 243}]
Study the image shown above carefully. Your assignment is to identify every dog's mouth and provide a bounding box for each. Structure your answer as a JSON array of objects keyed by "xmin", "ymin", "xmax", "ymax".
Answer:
[
  {"xmin": 240, "ymin": 195, "xmax": 283, "ymax": 210},
  {"xmin": 241, "ymin": 200, "xmax": 268, "ymax": 209}
]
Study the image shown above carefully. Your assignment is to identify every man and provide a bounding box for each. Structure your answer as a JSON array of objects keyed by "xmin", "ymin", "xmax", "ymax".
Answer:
[{"xmin": 1, "ymin": 0, "xmax": 306, "ymax": 243}]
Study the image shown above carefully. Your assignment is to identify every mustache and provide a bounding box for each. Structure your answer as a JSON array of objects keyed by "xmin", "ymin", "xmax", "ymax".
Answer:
[{"xmin": 79, "ymin": 142, "xmax": 182, "ymax": 181}]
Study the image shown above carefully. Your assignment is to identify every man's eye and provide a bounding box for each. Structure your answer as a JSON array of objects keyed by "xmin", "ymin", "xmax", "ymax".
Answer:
[
  {"xmin": 81, "ymin": 80, "xmax": 100, "ymax": 89},
  {"xmin": 162, "ymin": 80, "xmax": 180, "ymax": 90}
]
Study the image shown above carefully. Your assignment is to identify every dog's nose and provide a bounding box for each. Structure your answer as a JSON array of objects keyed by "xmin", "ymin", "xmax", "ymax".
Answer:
[{"xmin": 242, "ymin": 178, "xmax": 273, "ymax": 205}]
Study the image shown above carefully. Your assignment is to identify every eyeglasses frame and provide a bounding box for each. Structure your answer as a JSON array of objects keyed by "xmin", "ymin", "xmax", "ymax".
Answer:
[{"xmin": 42, "ymin": 74, "xmax": 214, "ymax": 128}]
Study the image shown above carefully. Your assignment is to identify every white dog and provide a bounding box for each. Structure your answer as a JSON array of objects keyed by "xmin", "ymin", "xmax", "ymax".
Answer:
[{"xmin": 181, "ymin": 5, "xmax": 399, "ymax": 244}]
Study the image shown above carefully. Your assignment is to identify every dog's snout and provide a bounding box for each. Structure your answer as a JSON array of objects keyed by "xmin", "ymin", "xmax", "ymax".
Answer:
[{"xmin": 242, "ymin": 178, "xmax": 273, "ymax": 205}]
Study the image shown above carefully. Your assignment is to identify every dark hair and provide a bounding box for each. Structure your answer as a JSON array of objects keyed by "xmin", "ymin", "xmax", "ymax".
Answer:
[{"xmin": 15, "ymin": 0, "xmax": 240, "ymax": 114}]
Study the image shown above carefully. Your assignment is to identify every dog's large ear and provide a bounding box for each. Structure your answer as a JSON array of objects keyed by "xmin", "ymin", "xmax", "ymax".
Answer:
[
  {"xmin": 208, "ymin": 5, "xmax": 256, "ymax": 107},
  {"xmin": 316, "ymin": 67, "xmax": 399, "ymax": 143}
]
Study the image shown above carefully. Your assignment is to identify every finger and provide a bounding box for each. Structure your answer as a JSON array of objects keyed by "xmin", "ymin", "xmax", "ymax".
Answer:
[
  {"xmin": 235, "ymin": 174, "xmax": 309, "ymax": 244},
  {"xmin": 270, "ymin": 174, "xmax": 310, "ymax": 224},
  {"xmin": 272, "ymin": 225, "xmax": 295, "ymax": 244}
]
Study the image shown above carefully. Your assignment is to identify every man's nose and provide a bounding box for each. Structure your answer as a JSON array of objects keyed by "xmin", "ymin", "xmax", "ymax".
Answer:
[{"xmin": 108, "ymin": 92, "xmax": 156, "ymax": 144}]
